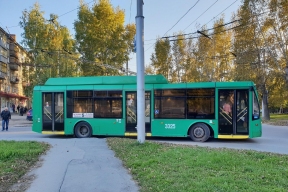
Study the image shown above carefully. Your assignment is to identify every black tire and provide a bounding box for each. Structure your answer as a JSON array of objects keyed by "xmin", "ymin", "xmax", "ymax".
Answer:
[
  {"xmin": 189, "ymin": 123, "xmax": 210, "ymax": 142},
  {"xmin": 74, "ymin": 122, "xmax": 92, "ymax": 138}
]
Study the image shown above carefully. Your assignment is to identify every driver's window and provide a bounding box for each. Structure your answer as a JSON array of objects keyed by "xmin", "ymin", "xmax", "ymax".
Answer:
[{"xmin": 252, "ymin": 92, "xmax": 260, "ymax": 120}]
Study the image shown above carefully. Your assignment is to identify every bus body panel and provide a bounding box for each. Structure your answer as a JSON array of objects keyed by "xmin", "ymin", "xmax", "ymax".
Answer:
[
  {"xmin": 36, "ymin": 86, "xmax": 67, "ymax": 91},
  {"xmin": 45, "ymin": 75, "xmax": 169, "ymax": 86},
  {"xmin": 248, "ymin": 88, "xmax": 262, "ymax": 138},
  {"xmin": 250, "ymin": 119, "xmax": 262, "ymax": 138},
  {"xmin": 151, "ymin": 119, "xmax": 217, "ymax": 137},
  {"xmin": 32, "ymin": 90, "xmax": 42, "ymax": 133},
  {"xmin": 65, "ymin": 118, "xmax": 125, "ymax": 136},
  {"xmin": 32, "ymin": 75, "xmax": 262, "ymax": 141},
  {"xmin": 66, "ymin": 85, "xmax": 94, "ymax": 90}
]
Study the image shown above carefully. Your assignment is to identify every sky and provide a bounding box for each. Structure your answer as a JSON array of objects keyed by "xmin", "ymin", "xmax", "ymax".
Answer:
[{"xmin": 0, "ymin": 0, "xmax": 242, "ymax": 73}]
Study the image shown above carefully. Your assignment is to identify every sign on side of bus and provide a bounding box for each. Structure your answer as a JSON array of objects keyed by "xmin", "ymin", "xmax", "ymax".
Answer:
[
  {"xmin": 165, "ymin": 124, "xmax": 176, "ymax": 129},
  {"xmin": 72, "ymin": 113, "xmax": 94, "ymax": 118}
]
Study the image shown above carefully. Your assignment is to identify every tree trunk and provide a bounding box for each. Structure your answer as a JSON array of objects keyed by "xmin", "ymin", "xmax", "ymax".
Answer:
[
  {"xmin": 279, "ymin": 105, "xmax": 283, "ymax": 114},
  {"xmin": 261, "ymin": 91, "xmax": 270, "ymax": 120},
  {"xmin": 285, "ymin": 66, "xmax": 288, "ymax": 84}
]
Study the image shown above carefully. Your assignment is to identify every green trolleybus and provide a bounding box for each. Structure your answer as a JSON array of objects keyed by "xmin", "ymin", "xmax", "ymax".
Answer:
[{"xmin": 32, "ymin": 75, "xmax": 262, "ymax": 142}]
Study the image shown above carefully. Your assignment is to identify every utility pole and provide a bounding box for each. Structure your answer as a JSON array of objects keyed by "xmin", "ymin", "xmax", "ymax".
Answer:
[
  {"xmin": 136, "ymin": 0, "xmax": 145, "ymax": 143},
  {"xmin": 57, "ymin": 50, "xmax": 60, "ymax": 77},
  {"xmin": 126, "ymin": 60, "xmax": 129, "ymax": 76}
]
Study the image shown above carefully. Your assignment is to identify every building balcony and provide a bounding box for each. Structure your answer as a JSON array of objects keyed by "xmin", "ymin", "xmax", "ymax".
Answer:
[
  {"xmin": 9, "ymin": 57, "xmax": 19, "ymax": 71},
  {"xmin": 0, "ymin": 71, "xmax": 7, "ymax": 80},
  {"xmin": 10, "ymin": 50, "xmax": 19, "ymax": 58},
  {"xmin": 10, "ymin": 76, "xmax": 19, "ymax": 84},
  {"xmin": 0, "ymin": 55, "xmax": 8, "ymax": 64},
  {"xmin": 9, "ymin": 43, "xmax": 18, "ymax": 52},
  {"xmin": 9, "ymin": 63, "xmax": 19, "ymax": 71}
]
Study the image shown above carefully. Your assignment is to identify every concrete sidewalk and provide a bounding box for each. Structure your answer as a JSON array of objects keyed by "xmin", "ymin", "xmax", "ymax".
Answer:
[
  {"xmin": 4, "ymin": 113, "xmax": 139, "ymax": 192},
  {"xmin": 9, "ymin": 112, "xmax": 32, "ymax": 127}
]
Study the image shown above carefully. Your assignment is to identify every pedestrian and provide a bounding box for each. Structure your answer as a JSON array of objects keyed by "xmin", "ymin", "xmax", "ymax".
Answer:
[
  {"xmin": 12, "ymin": 104, "xmax": 15, "ymax": 113},
  {"xmin": 17, "ymin": 105, "xmax": 20, "ymax": 113},
  {"xmin": 1, "ymin": 107, "xmax": 11, "ymax": 131},
  {"xmin": 20, "ymin": 106, "xmax": 24, "ymax": 116}
]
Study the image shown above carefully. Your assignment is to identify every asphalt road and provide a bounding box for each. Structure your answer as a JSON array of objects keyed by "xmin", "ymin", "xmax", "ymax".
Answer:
[
  {"xmin": 6, "ymin": 123, "xmax": 287, "ymax": 156},
  {"xmin": 5, "ymin": 114, "xmax": 288, "ymax": 155},
  {"xmin": 1, "ymin": 114, "xmax": 287, "ymax": 192}
]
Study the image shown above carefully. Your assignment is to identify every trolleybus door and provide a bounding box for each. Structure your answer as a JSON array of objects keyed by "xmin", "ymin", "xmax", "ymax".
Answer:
[
  {"xmin": 125, "ymin": 91, "xmax": 151, "ymax": 133},
  {"xmin": 43, "ymin": 92, "xmax": 64, "ymax": 131},
  {"xmin": 218, "ymin": 89, "xmax": 249, "ymax": 135}
]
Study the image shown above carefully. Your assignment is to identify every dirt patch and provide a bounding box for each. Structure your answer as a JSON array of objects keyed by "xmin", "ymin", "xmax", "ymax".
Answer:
[
  {"xmin": 7, "ymin": 158, "xmax": 44, "ymax": 192},
  {"xmin": 1, "ymin": 144, "xmax": 51, "ymax": 192}
]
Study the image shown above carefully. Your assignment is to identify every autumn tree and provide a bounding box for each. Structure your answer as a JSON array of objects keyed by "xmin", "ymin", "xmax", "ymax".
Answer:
[
  {"xmin": 150, "ymin": 38, "xmax": 172, "ymax": 80},
  {"xmin": 232, "ymin": 0, "xmax": 276, "ymax": 120},
  {"xmin": 263, "ymin": 0, "xmax": 288, "ymax": 112},
  {"xmin": 20, "ymin": 2, "xmax": 78, "ymax": 94},
  {"xmin": 183, "ymin": 37, "xmax": 199, "ymax": 82},
  {"xmin": 74, "ymin": 0, "xmax": 136, "ymax": 76},
  {"xmin": 267, "ymin": 0, "xmax": 288, "ymax": 84},
  {"xmin": 170, "ymin": 34, "xmax": 187, "ymax": 82},
  {"xmin": 193, "ymin": 26, "xmax": 214, "ymax": 82},
  {"xmin": 211, "ymin": 18, "xmax": 234, "ymax": 82}
]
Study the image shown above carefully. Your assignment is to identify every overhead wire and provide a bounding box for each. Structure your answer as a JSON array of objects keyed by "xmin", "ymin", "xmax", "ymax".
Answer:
[
  {"xmin": 163, "ymin": 19, "xmax": 241, "ymax": 40},
  {"xmin": 146, "ymin": 0, "xmax": 201, "ymax": 52},
  {"xmin": 6, "ymin": 0, "xmax": 95, "ymax": 29},
  {"xmin": 163, "ymin": 4, "xmax": 279, "ymax": 42},
  {"xmin": 146, "ymin": 0, "xmax": 239, "ymax": 52},
  {"xmin": 58, "ymin": 0, "xmax": 94, "ymax": 18},
  {"xmin": 201, "ymin": 0, "xmax": 239, "ymax": 28},
  {"xmin": 163, "ymin": 0, "xmax": 201, "ymax": 37},
  {"xmin": 183, "ymin": 0, "xmax": 219, "ymax": 32}
]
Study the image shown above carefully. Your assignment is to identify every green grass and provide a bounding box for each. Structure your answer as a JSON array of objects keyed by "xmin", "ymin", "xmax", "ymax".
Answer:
[
  {"xmin": 107, "ymin": 138, "xmax": 288, "ymax": 192},
  {"xmin": 0, "ymin": 141, "xmax": 50, "ymax": 191},
  {"xmin": 270, "ymin": 113, "xmax": 288, "ymax": 120}
]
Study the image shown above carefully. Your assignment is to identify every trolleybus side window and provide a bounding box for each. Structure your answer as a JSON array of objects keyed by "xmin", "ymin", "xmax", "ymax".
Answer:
[
  {"xmin": 67, "ymin": 90, "xmax": 122, "ymax": 118},
  {"xmin": 187, "ymin": 88, "xmax": 215, "ymax": 119},
  {"xmin": 67, "ymin": 91, "xmax": 93, "ymax": 117},
  {"xmin": 94, "ymin": 90, "xmax": 122, "ymax": 118},
  {"xmin": 154, "ymin": 88, "xmax": 215, "ymax": 119},
  {"xmin": 154, "ymin": 89, "xmax": 185, "ymax": 119}
]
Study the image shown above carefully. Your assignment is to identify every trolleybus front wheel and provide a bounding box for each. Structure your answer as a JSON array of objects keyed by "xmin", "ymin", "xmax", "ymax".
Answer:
[
  {"xmin": 74, "ymin": 122, "xmax": 92, "ymax": 138},
  {"xmin": 189, "ymin": 123, "xmax": 210, "ymax": 142}
]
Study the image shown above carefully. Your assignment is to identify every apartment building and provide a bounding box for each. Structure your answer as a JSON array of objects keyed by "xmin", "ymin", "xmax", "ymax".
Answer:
[{"xmin": 0, "ymin": 27, "xmax": 30, "ymax": 112}]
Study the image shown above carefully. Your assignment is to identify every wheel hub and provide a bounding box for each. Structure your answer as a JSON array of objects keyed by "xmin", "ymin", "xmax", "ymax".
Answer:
[
  {"xmin": 80, "ymin": 126, "xmax": 88, "ymax": 135},
  {"xmin": 194, "ymin": 127, "xmax": 204, "ymax": 138}
]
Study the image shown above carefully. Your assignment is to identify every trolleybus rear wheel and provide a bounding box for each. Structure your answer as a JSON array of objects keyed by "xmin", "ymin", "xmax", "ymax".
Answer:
[
  {"xmin": 189, "ymin": 123, "xmax": 210, "ymax": 142},
  {"xmin": 74, "ymin": 122, "xmax": 92, "ymax": 138}
]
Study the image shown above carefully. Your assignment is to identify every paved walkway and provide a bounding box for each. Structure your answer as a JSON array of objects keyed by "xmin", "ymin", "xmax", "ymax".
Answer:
[{"xmin": 3, "ymin": 113, "xmax": 139, "ymax": 192}]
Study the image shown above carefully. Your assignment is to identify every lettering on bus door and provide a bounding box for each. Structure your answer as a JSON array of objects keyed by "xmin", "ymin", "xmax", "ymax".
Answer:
[
  {"xmin": 125, "ymin": 91, "xmax": 151, "ymax": 133},
  {"xmin": 43, "ymin": 92, "xmax": 64, "ymax": 131},
  {"xmin": 218, "ymin": 90, "xmax": 249, "ymax": 135}
]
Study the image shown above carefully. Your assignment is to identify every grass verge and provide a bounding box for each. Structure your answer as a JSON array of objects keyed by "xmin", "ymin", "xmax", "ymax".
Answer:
[
  {"xmin": 262, "ymin": 113, "xmax": 288, "ymax": 126},
  {"xmin": 107, "ymin": 138, "xmax": 288, "ymax": 192},
  {"xmin": 0, "ymin": 141, "xmax": 50, "ymax": 191}
]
